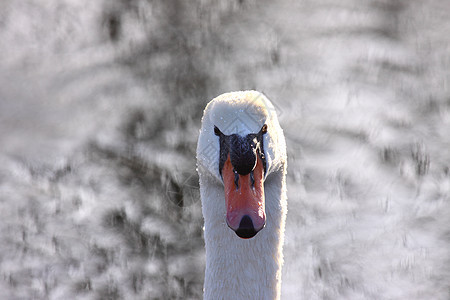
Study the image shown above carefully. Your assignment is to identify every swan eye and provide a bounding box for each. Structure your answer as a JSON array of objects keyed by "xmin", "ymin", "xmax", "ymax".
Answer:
[
  {"xmin": 234, "ymin": 169, "xmax": 239, "ymax": 189},
  {"xmin": 261, "ymin": 124, "xmax": 268, "ymax": 134},
  {"xmin": 214, "ymin": 126, "xmax": 222, "ymax": 136}
]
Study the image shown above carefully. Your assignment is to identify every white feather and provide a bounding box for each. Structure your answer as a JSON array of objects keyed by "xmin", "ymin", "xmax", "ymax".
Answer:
[{"xmin": 197, "ymin": 91, "xmax": 287, "ymax": 299}]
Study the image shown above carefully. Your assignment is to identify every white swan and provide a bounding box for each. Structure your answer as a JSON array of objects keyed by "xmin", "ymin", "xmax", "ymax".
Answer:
[{"xmin": 197, "ymin": 91, "xmax": 287, "ymax": 300}]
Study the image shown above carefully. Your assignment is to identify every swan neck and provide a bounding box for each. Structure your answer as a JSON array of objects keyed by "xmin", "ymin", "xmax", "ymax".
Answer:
[{"xmin": 200, "ymin": 172, "xmax": 286, "ymax": 300}]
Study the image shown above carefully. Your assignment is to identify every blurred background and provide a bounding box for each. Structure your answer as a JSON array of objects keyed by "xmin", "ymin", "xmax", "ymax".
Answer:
[{"xmin": 0, "ymin": 0, "xmax": 449, "ymax": 299}]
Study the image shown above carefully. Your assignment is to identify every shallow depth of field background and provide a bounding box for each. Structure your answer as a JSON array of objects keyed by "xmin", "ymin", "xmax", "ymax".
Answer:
[{"xmin": 0, "ymin": 1, "xmax": 449, "ymax": 299}]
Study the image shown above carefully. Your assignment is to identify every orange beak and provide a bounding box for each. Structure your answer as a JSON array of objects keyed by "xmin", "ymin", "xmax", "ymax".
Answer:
[{"xmin": 222, "ymin": 154, "xmax": 265, "ymax": 238}]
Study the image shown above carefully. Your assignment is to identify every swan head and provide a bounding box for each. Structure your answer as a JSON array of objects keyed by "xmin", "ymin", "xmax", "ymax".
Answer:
[{"xmin": 197, "ymin": 91, "xmax": 286, "ymax": 239}]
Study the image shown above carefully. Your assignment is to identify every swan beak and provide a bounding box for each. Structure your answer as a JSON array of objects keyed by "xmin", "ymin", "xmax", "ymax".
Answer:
[{"xmin": 223, "ymin": 155, "xmax": 265, "ymax": 239}]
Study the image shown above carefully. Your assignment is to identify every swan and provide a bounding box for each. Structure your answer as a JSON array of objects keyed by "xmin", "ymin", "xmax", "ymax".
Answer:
[{"xmin": 197, "ymin": 91, "xmax": 287, "ymax": 300}]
